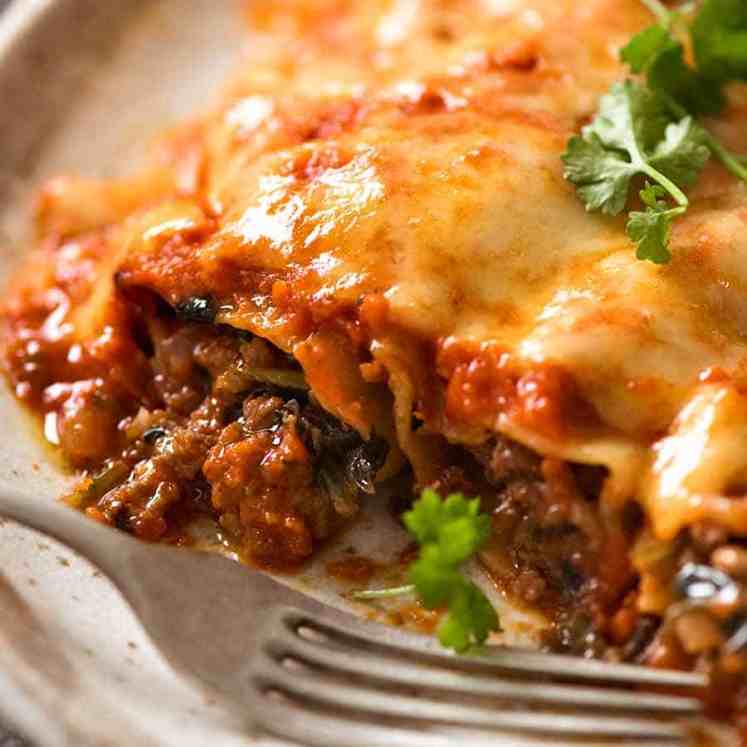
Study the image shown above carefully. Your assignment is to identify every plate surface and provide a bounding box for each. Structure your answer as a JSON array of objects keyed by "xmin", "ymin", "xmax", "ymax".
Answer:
[{"xmin": 0, "ymin": 3, "xmax": 543, "ymax": 745}]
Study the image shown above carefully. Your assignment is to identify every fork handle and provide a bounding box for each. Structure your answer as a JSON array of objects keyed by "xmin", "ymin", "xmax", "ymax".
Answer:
[{"xmin": 0, "ymin": 487, "xmax": 127, "ymax": 576}]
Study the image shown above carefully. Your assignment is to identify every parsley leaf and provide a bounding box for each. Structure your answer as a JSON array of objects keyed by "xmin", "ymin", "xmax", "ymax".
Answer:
[
  {"xmin": 404, "ymin": 490, "xmax": 499, "ymax": 652},
  {"xmin": 563, "ymin": 81, "xmax": 710, "ymax": 262},
  {"xmin": 438, "ymin": 582, "xmax": 499, "ymax": 653},
  {"xmin": 404, "ymin": 490, "xmax": 491, "ymax": 564},
  {"xmin": 692, "ymin": 0, "xmax": 747, "ymax": 83},
  {"xmin": 627, "ymin": 183, "xmax": 684, "ymax": 264},
  {"xmin": 583, "ymin": 81, "xmax": 671, "ymax": 157},
  {"xmin": 563, "ymin": 83, "xmax": 702, "ymax": 203},
  {"xmin": 622, "ymin": 24, "xmax": 724, "ymax": 115},
  {"xmin": 562, "ymin": 134, "xmax": 633, "ymax": 215},
  {"xmin": 646, "ymin": 40, "xmax": 725, "ymax": 116},
  {"xmin": 351, "ymin": 490, "xmax": 499, "ymax": 653},
  {"xmin": 649, "ymin": 116, "xmax": 710, "ymax": 185},
  {"xmin": 621, "ymin": 24, "xmax": 673, "ymax": 73}
]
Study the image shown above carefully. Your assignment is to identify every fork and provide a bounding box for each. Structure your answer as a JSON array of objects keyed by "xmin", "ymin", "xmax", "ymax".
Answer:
[{"xmin": 0, "ymin": 487, "xmax": 706, "ymax": 747}]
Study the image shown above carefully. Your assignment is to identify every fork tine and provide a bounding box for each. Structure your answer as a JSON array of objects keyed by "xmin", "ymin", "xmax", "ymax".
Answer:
[
  {"xmin": 251, "ymin": 655, "xmax": 693, "ymax": 740},
  {"xmin": 265, "ymin": 628, "xmax": 702, "ymax": 714},
  {"xmin": 252, "ymin": 694, "xmax": 686, "ymax": 747},
  {"xmin": 286, "ymin": 610, "xmax": 706, "ymax": 689}
]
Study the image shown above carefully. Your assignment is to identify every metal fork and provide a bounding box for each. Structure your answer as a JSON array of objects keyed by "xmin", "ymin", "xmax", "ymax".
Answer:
[{"xmin": 0, "ymin": 488, "xmax": 706, "ymax": 747}]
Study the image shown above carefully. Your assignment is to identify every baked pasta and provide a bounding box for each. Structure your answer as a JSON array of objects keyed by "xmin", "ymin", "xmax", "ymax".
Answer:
[{"xmin": 4, "ymin": 0, "xmax": 747, "ymax": 733}]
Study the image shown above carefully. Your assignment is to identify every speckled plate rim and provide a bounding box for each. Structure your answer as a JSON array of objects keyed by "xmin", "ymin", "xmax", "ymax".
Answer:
[
  {"xmin": 0, "ymin": 6, "xmax": 54, "ymax": 737},
  {"xmin": 0, "ymin": 1, "xmax": 98, "ymax": 739}
]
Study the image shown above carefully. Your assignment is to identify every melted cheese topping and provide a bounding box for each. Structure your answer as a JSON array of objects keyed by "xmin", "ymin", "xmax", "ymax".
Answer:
[{"xmin": 14, "ymin": 0, "xmax": 747, "ymax": 540}]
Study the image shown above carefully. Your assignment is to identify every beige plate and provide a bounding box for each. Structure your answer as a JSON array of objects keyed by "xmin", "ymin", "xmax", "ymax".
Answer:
[{"xmin": 0, "ymin": 2, "xmax": 547, "ymax": 745}]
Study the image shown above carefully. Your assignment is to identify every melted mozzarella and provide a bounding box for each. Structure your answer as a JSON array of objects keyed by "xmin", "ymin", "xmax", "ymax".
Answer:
[{"xmin": 38, "ymin": 0, "xmax": 747, "ymax": 538}]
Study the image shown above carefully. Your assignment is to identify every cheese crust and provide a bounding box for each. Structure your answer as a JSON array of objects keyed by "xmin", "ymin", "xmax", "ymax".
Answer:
[{"xmin": 95, "ymin": 0, "xmax": 747, "ymax": 540}]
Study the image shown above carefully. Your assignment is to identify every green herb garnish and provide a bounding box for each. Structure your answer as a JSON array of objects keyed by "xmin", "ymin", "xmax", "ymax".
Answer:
[
  {"xmin": 351, "ymin": 584, "xmax": 416, "ymax": 600},
  {"xmin": 621, "ymin": 4, "xmax": 723, "ymax": 115},
  {"xmin": 626, "ymin": 182, "xmax": 685, "ymax": 264},
  {"xmin": 562, "ymin": 80, "xmax": 708, "ymax": 264},
  {"xmin": 353, "ymin": 489, "xmax": 500, "ymax": 653},
  {"xmin": 692, "ymin": 0, "xmax": 747, "ymax": 83},
  {"xmin": 563, "ymin": 0, "xmax": 747, "ymax": 263}
]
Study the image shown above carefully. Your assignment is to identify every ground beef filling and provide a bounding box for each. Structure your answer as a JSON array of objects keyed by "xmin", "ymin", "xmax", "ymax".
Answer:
[
  {"xmin": 68, "ymin": 320, "xmax": 387, "ymax": 567},
  {"xmin": 465, "ymin": 437, "xmax": 747, "ymax": 725},
  {"xmin": 11, "ymin": 293, "xmax": 747, "ymax": 724},
  {"xmin": 472, "ymin": 437, "xmax": 629, "ymax": 619}
]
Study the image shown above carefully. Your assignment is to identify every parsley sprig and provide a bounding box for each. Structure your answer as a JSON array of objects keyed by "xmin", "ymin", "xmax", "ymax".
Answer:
[
  {"xmin": 563, "ymin": 81, "xmax": 709, "ymax": 263},
  {"xmin": 563, "ymin": 0, "xmax": 747, "ymax": 263},
  {"xmin": 353, "ymin": 489, "xmax": 500, "ymax": 653}
]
